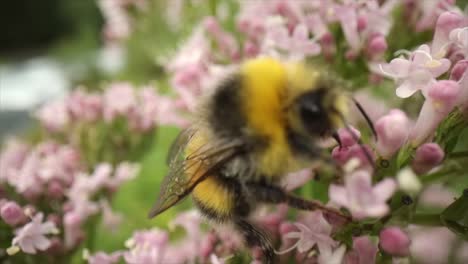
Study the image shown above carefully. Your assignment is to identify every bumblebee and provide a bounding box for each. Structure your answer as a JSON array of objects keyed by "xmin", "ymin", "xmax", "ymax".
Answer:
[{"xmin": 149, "ymin": 57, "xmax": 353, "ymax": 263}]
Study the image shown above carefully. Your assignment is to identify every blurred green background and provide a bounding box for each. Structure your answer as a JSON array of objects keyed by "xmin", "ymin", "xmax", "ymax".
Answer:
[{"xmin": 1, "ymin": 0, "xmax": 468, "ymax": 256}]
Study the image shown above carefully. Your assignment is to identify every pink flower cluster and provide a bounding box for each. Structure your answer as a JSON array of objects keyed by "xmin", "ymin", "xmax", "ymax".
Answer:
[
  {"xmin": 374, "ymin": 10, "xmax": 467, "ymax": 145},
  {"xmin": 81, "ymin": 1, "xmax": 468, "ymax": 264},
  {"xmin": 35, "ymin": 83, "xmax": 186, "ymax": 133},
  {"xmin": 98, "ymin": 0, "xmax": 147, "ymax": 44},
  {"xmin": 0, "ymin": 139, "xmax": 139, "ymax": 256},
  {"xmin": 166, "ymin": 0, "xmax": 405, "ymax": 110}
]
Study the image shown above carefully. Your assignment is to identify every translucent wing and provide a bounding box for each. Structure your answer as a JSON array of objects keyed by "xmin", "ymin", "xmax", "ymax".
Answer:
[
  {"xmin": 165, "ymin": 128, "xmax": 195, "ymax": 165},
  {"xmin": 148, "ymin": 129, "xmax": 244, "ymax": 218}
]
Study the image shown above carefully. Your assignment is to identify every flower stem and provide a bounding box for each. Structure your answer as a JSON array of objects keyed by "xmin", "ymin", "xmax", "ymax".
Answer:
[
  {"xmin": 409, "ymin": 213, "xmax": 442, "ymax": 226},
  {"xmin": 449, "ymin": 151, "xmax": 468, "ymax": 159}
]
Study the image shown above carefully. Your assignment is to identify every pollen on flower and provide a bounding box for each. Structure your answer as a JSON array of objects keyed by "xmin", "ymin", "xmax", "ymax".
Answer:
[
  {"xmin": 425, "ymin": 59, "xmax": 442, "ymax": 68},
  {"xmin": 6, "ymin": 245, "xmax": 20, "ymax": 255}
]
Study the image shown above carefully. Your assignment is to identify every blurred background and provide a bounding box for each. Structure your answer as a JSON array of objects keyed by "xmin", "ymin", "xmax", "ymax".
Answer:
[
  {"xmin": 1, "ymin": 0, "xmax": 467, "ymax": 261},
  {"xmin": 0, "ymin": 0, "xmax": 201, "ymax": 253}
]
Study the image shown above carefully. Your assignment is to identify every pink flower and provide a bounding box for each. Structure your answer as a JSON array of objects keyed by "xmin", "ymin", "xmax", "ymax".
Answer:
[
  {"xmin": 412, "ymin": 0, "xmax": 459, "ymax": 32},
  {"xmin": 449, "ymin": 26, "xmax": 468, "ymax": 58},
  {"xmin": 67, "ymin": 89, "xmax": 102, "ymax": 122},
  {"xmin": 318, "ymin": 244, "xmax": 346, "ymax": 264},
  {"xmin": 35, "ymin": 100, "xmax": 70, "ymax": 132},
  {"xmin": 379, "ymin": 227, "xmax": 411, "ymax": 257},
  {"xmin": 366, "ymin": 34, "xmax": 388, "ymax": 59},
  {"xmin": 199, "ymin": 232, "xmax": 217, "ymax": 259},
  {"xmin": 1, "ymin": 201, "xmax": 26, "ymax": 226},
  {"xmin": 332, "ymin": 144, "xmax": 375, "ymax": 169},
  {"xmin": 106, "ymin": 162, "xmax": 139, "ymax": 190},
  {"xmin": 345, "ymin": 236, "xmax": 378, "ymax": 264},
  {"xmin": 375, "ymin": 44, "xmax": 451, "ymax": 98},
  {"xmin": 87, "ymin": 251, "xmax": 122, "ymax": 264},
  {"xmin": 170, "ymin": 210, "xmax": 202, "ymax": 238},
  {"xmin": 98, "ymin": 0, "xmax": 132, "ymax": 43},
  {"xmin": 9, "ymin": 213, "xmax": 59, "ymax": 254},
  {"xmin": 410, "ymin": 80, "xmax": 460, "ymax": 145},
  {"xmin": 263, "ymin": 19, "xmax": 321, "ymax": 61},
  {"xmin": 154, "ymin": 95, "xmax": 188, "ymax": 127},
  {"xmin": 253, "ymin": 204, "xmax": 288, "ymax": 235},
  {"xmin": 419, "ymin": 184, "xmax": 457, "ymax": 207},
  {"xmin": 63, "ymin": 200, "xmax": 97, "ymax": 248},
  {"xmin": 331, "ymin": 126, "xmax": 375, "ymax": 168},
  {"xmin": 0, "ymin": 139, "xmax": 29, "ymax": 184},
  {"xmin": 128, "ymin": 87, "xmax": 158, "ymax": 132},
  {"xmin": 100, "ymin": 199, "xmax": 122, "ymax": 232},
  {"xmin": 336, "ymin": 0, "xmax": 396, "ymax": 56},
  {"xmin": 329, "ymin": 170, "xmax": 397, "ymax": 219},
  {"xmin": 167, "ymin": 25, "xmax": 211, "ymax": 110},
  {"xmin": 282, "ymin": 169, "xmax": 313, "ymax": 191},
  {"xmin": 409, "ymin": 226, "xmax": 457, "ymax": 264},
  {"xmin": 412, "ymin": 143, "xmax": 445, "ymax": 174},
  {"xmin": 36, "ymin": 144, "xmax": 80, "ymax": 185},
  {"xmin": 12, "ymin": 149, "xmax": 42, "ymax": 194},
  {"xmin": 102, "ymin": 83, "xmax": 136, "ymax": 122},
  {"xmin": 209, "ymin": 253, "xmax": 227, "ymax": 264},
  {"xmin": 375, "ymin": 109, "xmax": 410, "ymax": 158},
  {"xmin": 203, "ymin": 17, "xmax": 239, "ymax": 60},
  {"xmin": 336, "ymin": 3, "xmax": 360, "ymax": 54},
  {"xmin": 431, "ymin": 11, "xmax": 467, "ymax": 58},
  {"xmin": 450, "ymin": 59, "xmax": 468, "ymax": 82},
  {"xmin": 336, "ymin": 126, "xmax": 361, "ymax": 148},
  {"xmin": 451, "ymin": 60, "xmax": 468, "ymax": 110},
  {"xmin": 279, "ymin": 211, "xmax": 337, "ymax": 256},
  {"xmin": 124, "ymin": 228, "xmax": 169, "ymax": 264}
]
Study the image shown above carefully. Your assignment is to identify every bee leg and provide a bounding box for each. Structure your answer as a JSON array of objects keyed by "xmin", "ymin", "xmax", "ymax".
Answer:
[
  {"xmin": 233, "ymin": 217, "xmax": 276, "ymax": 264},
  {"xmin": 245, "ymin": 182, "xmax": 351, "ymax": 221}
]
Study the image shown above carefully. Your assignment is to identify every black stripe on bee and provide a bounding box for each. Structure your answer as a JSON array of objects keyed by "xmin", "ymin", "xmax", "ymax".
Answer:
[
  {"xmin": 286, "ymin": 127, "xmax": 321, "ymax": 158},
  {"xmin": 209, "ymin": 75, "xmax": 246, "ymax": 139}
]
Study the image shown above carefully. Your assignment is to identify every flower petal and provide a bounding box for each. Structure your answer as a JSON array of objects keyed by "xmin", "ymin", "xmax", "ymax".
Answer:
[
  {"xmin": 329, "ymin": 185, "xmax": 348, "ymax": 207},
  {"xmin": 373, "ymin": 178, "xmax": 397, "ymax": 201},
  {"xmin": 396, "ymin": 80, "xmax": 419, "ymax": 98}
]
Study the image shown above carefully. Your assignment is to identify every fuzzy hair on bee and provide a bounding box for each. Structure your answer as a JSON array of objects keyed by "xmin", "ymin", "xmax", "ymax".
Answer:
[{"xmin": 149, "ymin": 57, "xmax": 353, "ymax": 264}]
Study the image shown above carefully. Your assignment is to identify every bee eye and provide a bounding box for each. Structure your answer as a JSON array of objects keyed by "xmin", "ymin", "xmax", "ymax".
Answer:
[
  {"xmin": 300, "ymin": 103, "xmax": 321, "ymax": 117},
  {"xmin": 296, "ymin": 91, "xmax": 329, "ymax": 135}
]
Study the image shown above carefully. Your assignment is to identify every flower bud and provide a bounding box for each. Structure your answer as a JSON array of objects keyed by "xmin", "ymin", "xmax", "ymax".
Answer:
[
  {"xmin": 375, "ymin": 109, "xmax": 410, "ymax": 158},
  {"xmin": 367, "ymin": 34, "xmax": 388, "ymax": 59},
  {"xmin": 199, "ymin": 232, "xmax": 217, "ymax": 258},
  {"xmin": 410, "ymin": 81, "xmax": 460, "ymax": 145},
  {"xmin": 379, "ymin": 227, "xmax": 411, "ymax": 257},
  {"xmin": 1, "ymin": 201, "xmax": 26, "ymax": 226},
  {"xmin": 450, "ymin": 60, "xmax": 468, "ymax": 82},
  {"xmin": 412, "ymin": 143, "xmax": 445, "ymax": 174},
  {"xmin": 357, "ymin": 15, "xmax": 368, "ymax": 32},
  {"xmin": 397, "ymin": 167, "xmax": 422, "ymax": 195},
  {"xmin": 47, "ymin": 181, "xmax": 64, "ymax": 199},
  {"xmin": 432, "ymin": 11, "xmax": 465, "ymax": 57},
  {"xmin": 337, "ymin": 127, "xmax": 361, "ymax": 148},
  {"xmin": 451, "ymin": 60, "xmax": 468, "ymax": 110}
]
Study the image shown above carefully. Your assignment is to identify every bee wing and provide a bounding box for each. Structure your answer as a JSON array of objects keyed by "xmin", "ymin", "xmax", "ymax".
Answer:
[
  {"xmin": 148, "ymin": 134, "xmax": 244, "ymax": 218},
  {"xmin": 166, "ymin": 128, "xmax": 195, "ymax": 165}
]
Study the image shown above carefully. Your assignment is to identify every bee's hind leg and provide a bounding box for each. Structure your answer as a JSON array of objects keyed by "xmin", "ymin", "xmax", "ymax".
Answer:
[
  {"xmin": 244, "ymin": 182, "xmax": 351, "ymax": 221},
  {"xmin": 233, "ymin": 217, "xmax": 276, "ymax": 264}
]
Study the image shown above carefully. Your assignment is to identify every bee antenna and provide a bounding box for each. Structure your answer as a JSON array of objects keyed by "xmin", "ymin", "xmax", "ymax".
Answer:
[
  {"xmin": 335, "ymin": 111, "xmax": 376, "ymax": 170},
  {"xmin": 352, "ymin": 97, "xmax": 378, "ymax": 141},
  {"xmin": 343, "ymin": 124, "xmax": 376, "ymax": 170}
]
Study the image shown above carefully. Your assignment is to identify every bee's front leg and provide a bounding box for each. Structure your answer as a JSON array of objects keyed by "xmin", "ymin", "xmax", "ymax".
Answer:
[{"xmin": 244, "ymin": 182, "xmax": 351, "ymax": 221}]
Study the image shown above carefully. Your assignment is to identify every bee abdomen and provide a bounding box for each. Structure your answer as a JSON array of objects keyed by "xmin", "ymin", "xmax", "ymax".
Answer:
[{"xmin": 192, "ymin": 174, "xmax": 251, "ymax": 222}]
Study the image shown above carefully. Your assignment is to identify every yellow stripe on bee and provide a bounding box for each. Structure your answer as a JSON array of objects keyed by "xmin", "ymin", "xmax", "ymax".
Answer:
[
  {"xmin": 240, "ymin": 57, "xmax": 286, "ymax": 141},
  {"xmin": 239, "ymin": 58, "xmax": 312, "ymax": 178},
  {"xmin": 192, "ymin": 176, "xmax": 234, "ymax": 216}
]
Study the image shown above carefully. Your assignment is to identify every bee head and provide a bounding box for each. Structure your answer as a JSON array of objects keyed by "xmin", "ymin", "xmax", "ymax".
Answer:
[{"xmin": 290, "ymin": 87, "xmax": 347, "ymax": 137}]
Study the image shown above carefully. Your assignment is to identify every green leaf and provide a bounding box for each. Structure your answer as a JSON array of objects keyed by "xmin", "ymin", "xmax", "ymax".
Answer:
[{"xmin": 441, "ymin": 190, "xmax": 468, "ymax": 240}]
